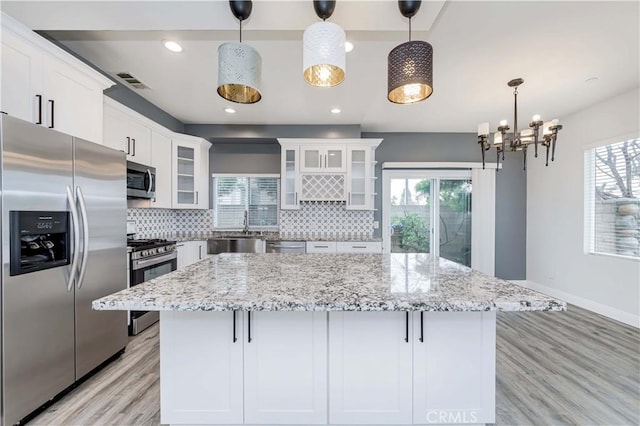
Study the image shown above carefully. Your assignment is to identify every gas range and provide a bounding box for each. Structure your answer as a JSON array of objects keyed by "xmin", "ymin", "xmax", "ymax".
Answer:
[{"xmin": 127, "ymin": 239, "xmax": 177, "ymax": 260}]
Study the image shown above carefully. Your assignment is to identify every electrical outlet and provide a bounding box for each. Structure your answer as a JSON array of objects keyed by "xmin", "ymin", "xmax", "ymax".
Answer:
[{"xmin": 373, "ymin": 221, "xmax": 379, "ymax": 229}]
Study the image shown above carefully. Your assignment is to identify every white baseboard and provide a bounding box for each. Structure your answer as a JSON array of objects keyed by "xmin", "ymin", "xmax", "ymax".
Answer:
[{"xmin": 510, "ymin": 280, "xmax": 640, "ymax": 328}]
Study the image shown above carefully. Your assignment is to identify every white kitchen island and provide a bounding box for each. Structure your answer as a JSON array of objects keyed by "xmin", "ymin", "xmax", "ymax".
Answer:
[{"xmin": 93, "ymin": 253, "xmax": 565, "ymax": 426}]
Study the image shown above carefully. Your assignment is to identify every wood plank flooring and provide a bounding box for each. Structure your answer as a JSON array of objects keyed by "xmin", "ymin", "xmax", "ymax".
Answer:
[{"xmin": 30, "ymin": 305, "xmax": 639, "ymax": 425}]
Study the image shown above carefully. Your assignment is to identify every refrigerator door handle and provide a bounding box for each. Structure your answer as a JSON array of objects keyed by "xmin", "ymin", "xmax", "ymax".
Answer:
[
  {"xmin": 76, "ymin": 186, "xmax": 90, "ymax": 289},
  {"xmin": 66, "ymin": 185, "xmax": 81, "ymax": 292}
]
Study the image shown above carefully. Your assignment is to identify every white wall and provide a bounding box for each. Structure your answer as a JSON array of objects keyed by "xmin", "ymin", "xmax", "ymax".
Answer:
[{"xmin": 526, "ymin": 89, "xmax": 640, "ymax": 327}]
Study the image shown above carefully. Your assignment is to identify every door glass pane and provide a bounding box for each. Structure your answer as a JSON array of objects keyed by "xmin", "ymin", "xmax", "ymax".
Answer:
[
  {"xmin": 439, "ymin": 179, "xmax": 472, "ymax": 266},
  {"xmin": 304, "ymin": 150, "xmax": 320, "ymax": 168},
  {"xmin": 389, "ymin": 178, "xmax": 431, "ymax": 253},
  {"xmin": 327, "ymin": 150, "xmax": 342, "ymax": 168}
]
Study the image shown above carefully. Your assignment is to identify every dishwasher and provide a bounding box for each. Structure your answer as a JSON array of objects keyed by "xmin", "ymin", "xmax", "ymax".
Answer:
[{"xmin": 265, "ymin": 241, "xmax": 306, "ymax": 254}]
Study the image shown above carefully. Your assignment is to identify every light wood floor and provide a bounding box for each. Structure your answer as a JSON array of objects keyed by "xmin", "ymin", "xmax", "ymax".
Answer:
[{"xmin": 31, "ymin": 305, "xmax": 639, "ymax": 426}]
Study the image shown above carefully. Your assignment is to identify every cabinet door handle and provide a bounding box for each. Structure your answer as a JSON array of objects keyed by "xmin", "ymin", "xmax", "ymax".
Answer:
[
  {"xmin": 195, "ymin": 191, "xmax": 199, "ymax": 205},
  {"xmin": 126, "ymin": 137, "xmax": 131, "ymax": 155},
  {"xmin": 295, "ymin": 192, "xmax": 298, "ymax": 204},
  {"xmin": 405, "ymin": 312, "xmax": 409, "ymax": 343},
  {"xmin": 132, "ymin": 138, "xmax": 136, "ymax": 156},
  {"xmin": 247, "ymin": 311, "xmax": 252, "ymax": 343},
  {"xmin": 35, "ymin": 95, "xmax": 42, "ymax": 124},
  {"xmin": 315, "ymin": 245, "xmax": 329, "ymax": 248},
  {"xmin": 348, "ymin": 191, "xmax": 351, "ymax": 204},
  {"xmin": 199, "ymin": 245, "xmax": 202, "ymax": 260},
  {"xmin": 419, "ymin": 311, "xmax": 424, "ymax": 343},
  {"xmin": 232, "ymin": 311, "xmax": 237, "ymax": 343},
  {"xmin": 325, "ymin": 155, "xmax": 327, "ymax": 168},
  {"xmin": 48, "ymin": 99, "xmax": 54, "ymax": 128},
  {"xmin": 352, "ymin": 245, "xmax": 367, "ymax": 249}
]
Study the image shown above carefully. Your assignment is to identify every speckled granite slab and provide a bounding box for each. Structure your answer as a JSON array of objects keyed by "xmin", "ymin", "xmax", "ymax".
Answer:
[{"xmin": 94, "ymin": 254, "xmax": 566, "ymax": 312}]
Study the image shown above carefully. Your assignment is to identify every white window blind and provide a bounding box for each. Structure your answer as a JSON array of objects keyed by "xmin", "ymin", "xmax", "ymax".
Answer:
[
  {"xmin": 213, "ymin": 176, "xmax": 280, "ymax": 229},
  {"xmin": 585, "ymin": 138, "xmax": 640, "ymax": 258}
]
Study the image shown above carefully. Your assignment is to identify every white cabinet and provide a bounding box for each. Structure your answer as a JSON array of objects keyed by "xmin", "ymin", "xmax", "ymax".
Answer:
[
  {"xmin": 1, "ymin": 13, "xmax": 113, "ymax": 143},
  {"xmin": 244, "ymin": 311, "xmax": 327, "ymax": 424},
  {"xmin": 300, "ymin": 146, "xmax": 346, "ymax": 172},
  {"xmin": 306, "ymin": 241, "xmax": 382, "ymax": 253},
  {"xmin": 150, "ymin": 130, "xmax": 173, "ymax": 208},
  {"xmin": 176, "ymin": 241, "xmax": 208, "ymax": 269},
  {"xmin": 336, "ymin": 241, "xmax": 382, "ymax": 253},
  {"xmin": 280, "ymin": 146, "xmax": 300, "ymax": 210},
  {"xmin": 413, "ymin": 312, "xmax": 496, "ymax": 425},
  {"xmin": 173, "ymin": 137, "xmax": 210, "ymax": 209},
  {"xmin": 160, "ymin": 311, "xmax": 243, "ymax": 425},
  {"xmin": 103, "ymin": 101, "xmax": 152, "ymax": 165},
  {"xmin": 277, "ymin": 139, "xmax": 381, "ymax": 209},
  {"xmin": 346, "ymin": 146, "xmax": 376, "ymax": 210},
  {"xmin": 306, "ymin": 241, "xmax": 337, "ymax": 253},
  {"xmin": 328, "ymin": 311, "xmax": 413, "ymax": 424}
]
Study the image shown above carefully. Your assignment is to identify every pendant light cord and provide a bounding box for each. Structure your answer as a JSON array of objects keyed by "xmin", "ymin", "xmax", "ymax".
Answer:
[
  {"xmin": 239, "ymin": 19, "xmax": 242, "ymax": 43},
  {"xmin": 409, "ymin": 17, "xmax": 412, "ymax": 41}
]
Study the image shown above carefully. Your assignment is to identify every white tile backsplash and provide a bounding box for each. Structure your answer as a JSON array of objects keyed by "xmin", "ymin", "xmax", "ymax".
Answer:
[
  {"xmin": 128, "ymin": 201, "xmax": 373, "ymax": 240},
  {"xmin": 279, "ymin": 201, "xmax": 374, "ymax": 240}
]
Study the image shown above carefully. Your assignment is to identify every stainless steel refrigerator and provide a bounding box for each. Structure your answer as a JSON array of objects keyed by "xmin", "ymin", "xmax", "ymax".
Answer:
[{"xmin": 0, "ymin": 115, "xmax": 128, "ymax": 425}]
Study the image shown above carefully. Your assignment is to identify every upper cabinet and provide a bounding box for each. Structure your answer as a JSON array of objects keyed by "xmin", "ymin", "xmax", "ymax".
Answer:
[
  {"xmin": 300, "ymin": 146, "xmax": 346, "ymax": 173},
  {"xmin": 172, "ymin": 136, "xmax": 211, "ymax": 210},
  {"xmin": 150, "ymin": 130, "xmax": 173, "ymax": 209},
  {"xmin": 0, "ymin": 13, "xmax": 113, "ymax": 143},
  {"xmin": 103, "ymin": 100, "xmax": 152, "ymax": 165},
  {"xmin": 278, "ymin": 139, "xmax": 381, "ymax": 210}
]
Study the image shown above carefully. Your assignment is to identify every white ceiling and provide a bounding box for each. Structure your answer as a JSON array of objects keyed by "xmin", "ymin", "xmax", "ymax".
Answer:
[{"xmin": 3, "ymin": 1, "xmax": 639, "ymax": 132}]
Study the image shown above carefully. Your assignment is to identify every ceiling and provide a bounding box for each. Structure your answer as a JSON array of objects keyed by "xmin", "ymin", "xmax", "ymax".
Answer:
[{"xmin": 2, "ymin": 1, "xmax": 639, "ymax": 132}]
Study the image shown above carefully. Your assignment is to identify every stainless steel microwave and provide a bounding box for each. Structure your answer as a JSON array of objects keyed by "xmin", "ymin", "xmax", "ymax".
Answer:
[{"xmin": 127, "ymin": 161, "xmax": 155, "ymax": 199}]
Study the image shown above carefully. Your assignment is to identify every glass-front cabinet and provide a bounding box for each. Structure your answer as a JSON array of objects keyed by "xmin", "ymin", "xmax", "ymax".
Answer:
[
  {"xmin": 300, "ymin": 146, "xmax": 346, "ymax": 173},
  {"xmin": 172, "ymin": 137, "xmax": 210, "ymax": 209},
  {"xmin": 346, "ymin": 147, "xmax": 376, "ymax": 210},
  {"xmin": 281, "ymin": 147, "xmax": 300, "ymax": 210}
]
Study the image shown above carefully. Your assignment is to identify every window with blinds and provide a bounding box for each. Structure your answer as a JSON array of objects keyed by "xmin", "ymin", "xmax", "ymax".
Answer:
[
  {"xmin": 585, "ymin": 138, "xmax": 640, "ymax": 258},
  {"xmin": 213, "ymin": 176, "xmax": 280, "ymax": 229}
]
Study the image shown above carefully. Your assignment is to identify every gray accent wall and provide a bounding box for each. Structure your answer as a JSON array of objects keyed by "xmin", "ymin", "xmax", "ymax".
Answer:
[
  {"xmin": 184, "ymin": 124, "xmax": 361, "ymax": 140},
  {"xmin": 363, "ymin": 132, "xmax": 526, "ymax": 280}
]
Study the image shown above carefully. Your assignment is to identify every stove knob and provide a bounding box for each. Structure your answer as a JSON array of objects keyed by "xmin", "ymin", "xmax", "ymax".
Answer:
[
  {"xmin": 158, "ymin": 247, "xmax": 165, "ymax": 253},
  {"xmin": 142, "ymin": 250, "xmax": 148, "ymax": 257}
]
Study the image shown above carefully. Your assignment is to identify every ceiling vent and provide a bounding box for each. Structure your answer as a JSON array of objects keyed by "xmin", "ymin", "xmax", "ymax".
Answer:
[{"xmin": 115, "ymin": 72, "xmax": 150, "ymax": 89}]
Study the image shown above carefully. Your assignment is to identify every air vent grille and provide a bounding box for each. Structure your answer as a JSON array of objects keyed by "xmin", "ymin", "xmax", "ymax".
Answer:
[{"xmin": 115, "ymin": 72, "xmax": 150, "ymax": 89}]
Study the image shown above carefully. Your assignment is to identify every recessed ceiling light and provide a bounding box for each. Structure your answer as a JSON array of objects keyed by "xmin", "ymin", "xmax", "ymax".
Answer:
[
  {"xmin": 331, "ymin": 108, "xmax": 341, "ymax": 114},
  {"xmin": 345, "ymin": 41, "xmax": 354, "ymax": 53},
  {"xmin": 163, "ymin": 40, "xmax": 183, "ymax": 53},
  {"xmin": 224, "ymin": 107, "xmax": 236, "ymax": 114}
]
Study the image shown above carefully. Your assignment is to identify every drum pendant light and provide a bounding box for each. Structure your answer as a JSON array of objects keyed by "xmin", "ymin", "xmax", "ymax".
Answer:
[
  {"xmin": 303, "ymin": 0, "xmax": 346, "ymax": 87},
  {"xmin": 217, "ymin": 0, "xmax": 262, "ymax": 104},
  {"xmin": 387, "ymin": 0, "xmax": 433, "ymax": 104}
]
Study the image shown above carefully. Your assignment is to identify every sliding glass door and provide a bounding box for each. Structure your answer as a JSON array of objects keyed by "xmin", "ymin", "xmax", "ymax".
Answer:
[{"xmin": 383, "ymin": 170, "xmax": 472, "ymax": 267}]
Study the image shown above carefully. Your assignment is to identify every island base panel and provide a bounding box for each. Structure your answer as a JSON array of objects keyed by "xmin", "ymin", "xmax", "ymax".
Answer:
[{"xmin": 160, "ymin": 311, "xmax": 496, "ymax": 425}]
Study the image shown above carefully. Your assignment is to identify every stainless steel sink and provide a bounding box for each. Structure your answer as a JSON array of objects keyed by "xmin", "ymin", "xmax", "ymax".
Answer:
[{"xmin": 208, "ymin": 237, "xmax": 265, "ymax": 254}]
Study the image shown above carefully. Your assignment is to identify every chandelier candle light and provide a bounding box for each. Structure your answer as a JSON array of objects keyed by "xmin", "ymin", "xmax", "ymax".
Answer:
[
  {"xmin": 303, "ymin": 0, "xmax": 346, "ymax": 87},
  {"xmin": 217, "ymin": 0, "xmax": 262, "ymax": 104},
  {"xmin": 477, "ymin": 78, "xmax": 563, "ymax": 170}
]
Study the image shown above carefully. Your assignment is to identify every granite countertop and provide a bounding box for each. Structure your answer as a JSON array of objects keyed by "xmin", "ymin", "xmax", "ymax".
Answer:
[
  {"xmin": 169, "ymin": 233, "xmax": 382, "ymax": 243},
  {"xmin": 94, "ymin": 253, "xmax": 565, "ymax": 312}
]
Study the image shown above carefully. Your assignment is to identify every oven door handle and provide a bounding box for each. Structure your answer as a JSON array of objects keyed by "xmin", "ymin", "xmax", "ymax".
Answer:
[
  {"xmin": 132, "ymin": 251, "xmax": 177, "ymax": 270},
  {"xmin": 66, "ymin": 185, "xmax": 81, "ymax": 292}
]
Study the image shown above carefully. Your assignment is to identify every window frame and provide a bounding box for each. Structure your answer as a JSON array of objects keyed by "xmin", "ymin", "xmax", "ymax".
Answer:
[
  {"xmin": 211, "ymin": 173, "xmax": 280, "ymax": 230},
  {"xmin": 583, "ymin": 133, "xmax": 640, "ymax": 262}
]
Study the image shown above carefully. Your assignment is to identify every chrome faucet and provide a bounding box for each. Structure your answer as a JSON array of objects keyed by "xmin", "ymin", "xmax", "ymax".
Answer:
[{"xmin": 243, "ymin": 210, "xmax": 249, "ymax": 234}]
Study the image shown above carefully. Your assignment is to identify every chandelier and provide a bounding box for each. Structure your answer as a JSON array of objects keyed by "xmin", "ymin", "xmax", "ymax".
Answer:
[{"xmin": 477, "ymin": 78, "xmax": 563, "ymax": 170}]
